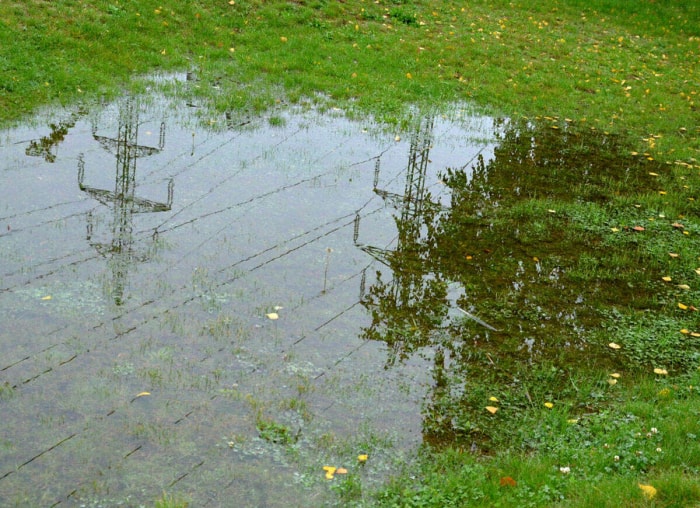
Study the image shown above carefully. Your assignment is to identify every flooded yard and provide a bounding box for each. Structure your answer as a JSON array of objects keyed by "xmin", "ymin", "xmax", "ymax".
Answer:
[{"xmin": 1, "ymin": 81, "xmax": 502, "ymax": 506}]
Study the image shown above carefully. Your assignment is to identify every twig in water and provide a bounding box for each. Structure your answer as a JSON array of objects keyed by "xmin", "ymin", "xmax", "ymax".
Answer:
[{"xmin": 457, "ymin": 307, "xmax": 500, "ymax": 332}]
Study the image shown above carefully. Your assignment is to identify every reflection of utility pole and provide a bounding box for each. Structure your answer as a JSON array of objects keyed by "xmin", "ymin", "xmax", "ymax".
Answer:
[
  {"xmin": 355, "ymin": 116, "xmax": 448, "ymax": 367},
  {"xmin": 78, "ymin": 99, "xmax": 173, "ymax": 305},
  {"xmin": 354, "ymin": 115, "xmax": 435, "ymax": 302}
]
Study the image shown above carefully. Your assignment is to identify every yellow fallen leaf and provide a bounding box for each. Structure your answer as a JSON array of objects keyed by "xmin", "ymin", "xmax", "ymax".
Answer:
[
  {"xmin": 323, "ymin": 465, "xmax": 337, "ymax": 479},
  {"xmin": 608, "ymin": 342, "xmax": 621, "ymax": 350},
  {"xmin": 638, "ymin": 483, "xmax": 657, "ymax": 499},
  {"xmin": 544, "ymin": 402, "xmax": 554, "ymax": 409},
  {"xmin": 135, "ymin": 391, "xmax": 151, "ymax": 398},
  {"xmin": 41, "ymin": 295, "xmax": 52, "ymax": 300},
  {"xmin": 489, "ymin": 396, "xmax": 499, "ymax": 402},
  {"xmin": 654, "ymin": 368, "xmax": 668, "ymax": 375},
  {"xmin": 406, "ymin": 72, "xmax": 413, "ymax": 79},
  {"xmin": 266, "ymin": 312, "xmax": 279, "ymax": 320},
  {"xmin": 611, "ymin": 227, "xmax": 620, "ymax": 232},
  {"xmin": 680, "ymin": 328, "xmax": 690, "ymax": 334},
  {"xmin": 678, "ymin": 302, "xmax": 688, "ymax": 310},
  {"xmin": 567, "ymin": 419, "xmax": 579, "ymax": 424},
  {"xmin": 357, "ymin": 454, "xmax": 368, "ymax": 462},
  {"xmin": 280, "ymin": 36, "xmax": 288, "ymax": 42},
  {"xmin": 691, "ymin": 332, "xmax": 700, "ymax": 338},
  {"xmin": 610, "ymin": 373, "xmax": 621, "ymax": 378},
  {"xmin": 661, "ymin": 276, "xmax": 672, "ymax": 282},
  {"xmin": 485, "ymin": 406, "xmax": 499, "ymax": 414},
  {"xmin": 607, "ymin": 378, "xmax": 618, "ymax": 386},
  {"xmin": 669, "ymin": 252, "xmax": 679, "ymax": 258},
  {"xmin": 336, "ymin": 467, "xmax": 348, "ymax": 474}
]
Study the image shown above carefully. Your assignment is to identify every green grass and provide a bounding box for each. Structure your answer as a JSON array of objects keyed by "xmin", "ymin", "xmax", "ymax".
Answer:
[
  {"xmin": 3, "ymin": 1, "xmax": 700, "ymax": 506},
  {"xmin": 370, "ymin": 368, "xmax": 700, "ymax": 507},
  {"xmin": 1, "ymin": 0, "xmax": 698, "ymax": 163}
]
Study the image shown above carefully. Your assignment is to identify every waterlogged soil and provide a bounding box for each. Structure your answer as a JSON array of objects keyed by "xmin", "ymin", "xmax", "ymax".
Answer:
[{"xmin": 0, "ymin": 80, "xmax": 664, "ymax": 506}]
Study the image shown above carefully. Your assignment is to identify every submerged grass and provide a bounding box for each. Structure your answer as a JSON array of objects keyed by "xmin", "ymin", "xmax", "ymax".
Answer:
[{"xmin": 2, "ymin": 1, "xmax": 700, "ymax": 506}]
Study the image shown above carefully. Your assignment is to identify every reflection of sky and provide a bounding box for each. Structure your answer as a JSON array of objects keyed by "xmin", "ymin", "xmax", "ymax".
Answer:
[{"xmin": 0, "ymin": 88, "xmax": 498, "ymax": 505}]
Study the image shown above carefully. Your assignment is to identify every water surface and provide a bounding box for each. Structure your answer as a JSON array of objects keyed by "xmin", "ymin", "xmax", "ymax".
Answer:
[{"xmin": 0, "ymin": 87, "xmax": 497, "ymax": 506}]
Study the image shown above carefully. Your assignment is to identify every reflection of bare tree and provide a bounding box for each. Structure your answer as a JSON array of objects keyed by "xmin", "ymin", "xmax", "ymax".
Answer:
[{"xmin": 78, "ymin": 99, "xmax": 173, "ymax": 306}]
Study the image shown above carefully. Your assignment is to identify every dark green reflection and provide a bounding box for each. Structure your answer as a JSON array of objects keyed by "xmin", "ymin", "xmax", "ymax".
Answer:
[{"xmin": 361, "ymin": 117, "xmax": 664, "ymax": 445}]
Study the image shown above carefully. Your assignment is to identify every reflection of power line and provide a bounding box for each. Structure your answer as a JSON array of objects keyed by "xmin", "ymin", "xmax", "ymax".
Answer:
[
  {"xmin": 354, "ymin": 116, "xmax": 456, "ymax": 372},
  {"xmin": 78, "ymin": 98, "xmax": 173, "ymax": 305},
  {"xmin": 354, "ymin": 116, "xmax": 436, "ymax": 285}
]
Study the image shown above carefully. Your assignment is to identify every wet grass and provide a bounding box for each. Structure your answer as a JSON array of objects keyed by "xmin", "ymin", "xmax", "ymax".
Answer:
[{"xmin": 352, "ymin": 117, "xmax": 700, "ymax": 506}]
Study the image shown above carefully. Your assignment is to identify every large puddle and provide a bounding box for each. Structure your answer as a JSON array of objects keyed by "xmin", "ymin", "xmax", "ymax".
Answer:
[{"xmin": 0, "ymin": 78, "xmax": 664, "ymax": 505}]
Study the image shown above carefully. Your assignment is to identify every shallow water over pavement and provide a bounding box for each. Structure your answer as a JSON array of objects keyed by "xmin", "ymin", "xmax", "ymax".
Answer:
[{"xmin": 0, "ymin": 89, "xmax": 497, "ymax": 506}]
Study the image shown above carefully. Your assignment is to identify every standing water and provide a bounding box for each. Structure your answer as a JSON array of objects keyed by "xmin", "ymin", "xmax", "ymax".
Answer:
[{"xmin": 0, "ymin": 83, "xmax": 498, "ymax": 506}]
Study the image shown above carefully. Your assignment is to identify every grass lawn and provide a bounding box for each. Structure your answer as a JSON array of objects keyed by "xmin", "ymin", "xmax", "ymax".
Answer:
[{"xmin": 2, "ymin": 1, "xmax": 699, "ymax": 506}]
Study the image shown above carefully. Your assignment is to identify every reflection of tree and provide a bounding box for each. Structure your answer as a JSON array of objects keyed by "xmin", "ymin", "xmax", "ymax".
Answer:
[
  {"xmin": 25, "ymin": 108, "xmax": 87, "ymax": 163},
  {"xmin": 78, "ymin": 99, "xmax": 173, "ymax": 306},
  {"xmin": 357, "ymin": 118, "xmax": 648, "ymax": 444}
]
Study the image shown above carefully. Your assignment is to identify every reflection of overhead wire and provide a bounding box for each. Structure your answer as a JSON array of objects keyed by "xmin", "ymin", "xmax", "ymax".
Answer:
[
  {"xmin": 152, "ymin": 126, "xmax": 305, "ymax": 232},
  {"xmin": 0, "ymin": 123, "xmax": 457, "ymax": 497}
]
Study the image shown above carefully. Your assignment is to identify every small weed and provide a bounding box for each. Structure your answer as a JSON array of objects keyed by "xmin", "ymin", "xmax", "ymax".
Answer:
[{"xmin": 256, "ymin": 417, "xmax": 295, "ymax": 445}]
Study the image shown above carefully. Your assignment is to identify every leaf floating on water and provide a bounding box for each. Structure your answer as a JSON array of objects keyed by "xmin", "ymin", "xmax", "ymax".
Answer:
[
  {"xmin": 654, "ymin": 368, "xmax": 668, "ymax": 375},
  {"xmin": 638, "ymin": 484, "xmax": 657, "ymax": 499},
  {"xmin": 266, "ymin": 312, "xmax": 279, "ymax": 320},
  {"xmin": 485, "ymin": 406, "xmax": 499, "ymax": 414},
  {"xmin": 608, "ymin": 342, "xmax": 622, "ymax": 350}
]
